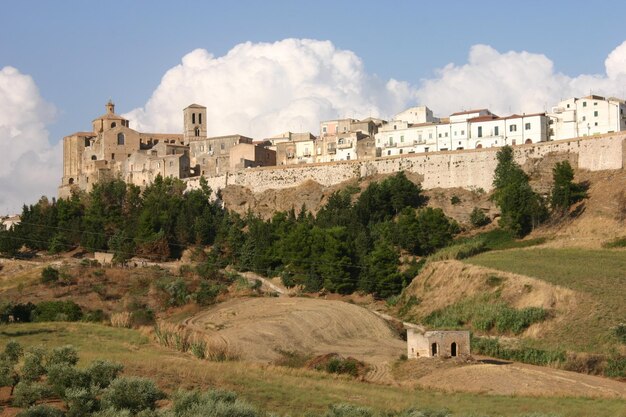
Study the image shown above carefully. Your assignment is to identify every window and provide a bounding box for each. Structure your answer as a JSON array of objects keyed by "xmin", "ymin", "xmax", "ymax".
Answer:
[
  {"xmin": 393, "ymin": 125, "xmax": 397, "ymax": 130},
  {"xmin": 169, "ymin": 161, "xmax": 173, "ymax": 167},
  {"xmin": 111, "ymin": 122, "xmax": 116, "ymax": 128},
  {"xmin": 445, "ymin": 132, "xmax": 448, "ymax": 137},
  {"xmin": 438, "ymin": 133, "xmax": 442, "ymax": 138},
  {"xmin": 195, "ymin": 127, "xmax": 200, "ymax": 136},
  {"xmin": 399, "ymin": 149, "xmax": 403, "ymax": 154},
  {"xmin": 322, "ymin": 127, "xmax": 327, "ymax": 133},
  {"xmin": 477, "ymin": 126, "xmax": 483, "ymax": 137},
  {"xmin": 595, "ymin": 122, "xmax": 598, "ymax": 126},
  {"xmin": 429, "ymin": 133, "xmax": 433, "ymax": 139},
  {"xmin": 111, "ymin": 153, "xmax": 115, "ymax": 160},
  {"xmin": 199, "ymin": 113, "xmax": 202, "ymax": 124},
  {"xmin": 387, "ymin": 150, "xmax": 391, "ymax": 156},
  {"xmin": 220, "ymin": 143, "xmax": 225, "ymax": 150},
  {"xmin": 200, "ymin": 145, "xmax": 204, "ymax": 152},
  {"xmin": 418, "ymin": 134, "xmax": 422, "ymax": 140},
  {"xmin": 454, "ymin": 131, "xmax": 457, "ymax": 136},
  {"xmin": 583, "ymin": 102, "xmax": 587, "ymax": 107},
  {"xmin": 594, "ymin": 102, "xmax": 598, "ymax": 106},
  {"xmin": 461, "ymin": 130, "xmax": 465, "ymax": 135},
  {"xmin": 510, "ymin": 124, "xmax": 517, "ymax": 132},
  {"xmin": 192, "ymin": 113, "xmax": 196, "ymax": 124},
  {"xmin": 425, "ymin": 147, "xmax": 429, "ymax": 152},
  {"xmin": 117, "ymin": 133, "xmax": 125, "ymax": 145},
  {"xmin": 594, "ymin": 111, "xmax": 598, "ymax": 117},
  {"xmin": 525, "ymin": 123, "xmax": 531, "ymax": 130},
  {"xmin": 91, "ymin": 155, "xmax": 96, "ymax": 160},
  {"xmin": 494, "ymin": 126, "xmax": 499, "ymax": 136},
  {"xmin": 400, "ymin": 135, "xmax": 404, "ymax": 142},
  {"xmin": 567, "ymin": 104, "xmax": 570, "ymax": 108},
  {"xmin": 582, "ymin": 116, "xmax": 586, "ymax": 121}
]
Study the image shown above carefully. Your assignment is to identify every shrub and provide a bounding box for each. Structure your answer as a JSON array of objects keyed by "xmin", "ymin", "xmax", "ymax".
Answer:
[
  {"xmin": 40, "ymin": 266, "xmax": 59, "ymax": 284},
  {"xmin": 12, "ymin": 382, "xmax": 50, "ymax": 407},
  {"xmin": 46, "ymin": 363, "xmax": 87, "ymax": 397},
  {"xmin": 194, "ymin": 280, "xmax": 223, "ymax": 306},
  {"xmin": 21, "ymin": 347, "xmax": 46, "ymax": 382},
  {"xmin": 47, "ymin": 345, "xmax": 79, "ymax": 367},
  {"xmin": 602, "ymin": 237, "xmax": 626, "ymax": 248},
  {"xmin": 82, "ymin": 309, "xmax": 106, "ymax": 323},
  {"xmin": 16, "ymin": 405, "xmax": 65, "ymax": 417},
  {"xmin": 131, "ymin": 307, "xmax": 155, "ymax": 326},
  {"xmin": 324, "ymin": 403, "xmax": 376, "ymax": 417},
  {"xmin": 3, "ymin": 340, "xmax": 24, "ymax": 363},
  {"xmin": 613, "ymin": 323, "xmax": 626, "ymax": 344},
  {"xmin": 101, "ymin": 376, "xmax": 164, "ymax": 414},
  {"xmin": 450, "ymin": 195, "xmax": 461, "ymax": 205},
  {"xmin": 65, "ymin": 387, "xmax": 98, "ymax": 417},
  {"xmin": 604, "ymin": 355, "xmax": 626, "ymax": 378},
  {"xmin": 31, "ymin": 301, "xmax": 82, "ymax": 322},
  {"xmin": 470, "ymin": 207, "xmax": 490, "ymax": 227},
  {"xmin": 471, "ymin": 336, "xmax": 565, "ymax": 366},
  {"xmin": 86, "ymin": 360, "xmax": 123, "ymax": 389},
  {"xmin": 427, "ymin": 239, "xmax": 487, "ymax": 262}
]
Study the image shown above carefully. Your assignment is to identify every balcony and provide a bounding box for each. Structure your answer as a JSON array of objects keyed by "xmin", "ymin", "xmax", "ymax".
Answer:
[
  {"xmin": 327, "ymin": 145, "xmax": 337, "ymax": 154},
  {"xmin": 337, "ymin": 141, "xmax": 352, "ymax": 149}
]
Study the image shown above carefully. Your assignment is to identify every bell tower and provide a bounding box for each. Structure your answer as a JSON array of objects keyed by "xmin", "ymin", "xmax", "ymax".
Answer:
[{"xmin": 183, "ymin": 104, "xmax": 207, "ymax": 145}]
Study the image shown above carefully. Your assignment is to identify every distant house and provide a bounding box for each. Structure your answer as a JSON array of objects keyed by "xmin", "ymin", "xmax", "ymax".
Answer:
[
  {"xmin": 0, "ymin": 215, "xmax": 20, "ymax": 230},
  {"xmin": 405, "ymin": 324, "xmax": 470, "ymax": 358}
]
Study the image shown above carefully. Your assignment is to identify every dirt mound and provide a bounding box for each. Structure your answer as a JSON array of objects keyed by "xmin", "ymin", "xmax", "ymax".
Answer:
[{"xmin": 183, "ymin": 297, "xmax": 405, "ymax": 381}]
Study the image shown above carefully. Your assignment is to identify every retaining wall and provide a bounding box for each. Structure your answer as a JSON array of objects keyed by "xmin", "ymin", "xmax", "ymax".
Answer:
[{"xmin": 187, "ymin": 133, "xmax": 625, "ymax": 194}]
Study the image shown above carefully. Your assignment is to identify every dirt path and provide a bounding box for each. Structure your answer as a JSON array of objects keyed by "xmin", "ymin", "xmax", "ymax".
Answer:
[
  {"xmin": 416, "ymin": 359, "xmax": 626, "ymax": 399},
  {"xmin": 239, "ymin": 271, "xmax": 287, "ymax": 295}
]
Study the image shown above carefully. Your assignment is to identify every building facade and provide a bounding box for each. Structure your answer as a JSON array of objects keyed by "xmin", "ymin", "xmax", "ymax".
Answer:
[{"xmin": 406, "ymin": 326, "xmax": 470, "ymax": 359}]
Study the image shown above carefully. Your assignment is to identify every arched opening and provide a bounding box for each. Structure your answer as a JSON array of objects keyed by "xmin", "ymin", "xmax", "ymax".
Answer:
[
  {"xmin": 192, "ymin": 113, "xmax": 196, "ymax": 124},
  {"xmin": 194, "ymin": 127, "xmax": 200, "ymax": 136},
  {"xmin": 91, "ymin": 155, "xmax": 97, "ymax": 160},
  {"xmin": 68, "ymin": 178, "xmax": 74, "ymax": 185},
  {"xmin": 451, "ymin": 342, "xmax": 457, "ymax": 357},
  {"xmin": 117, "ymin": 132, "xmax": 125, "ymax": 145},
  {"xmin": 525, "ymin": 139, "xmax": 532, "ymax": 144},
  {"xmin": 476, "ymin": 144, "xmax": 483, "ymax": 149},
  {"xmin": 111, "ymin": 122, "xmax": 116, "ymax": 128},
  {"xmin": 431, "ymin": 343, "xmax": 438, "ymax": 357}
]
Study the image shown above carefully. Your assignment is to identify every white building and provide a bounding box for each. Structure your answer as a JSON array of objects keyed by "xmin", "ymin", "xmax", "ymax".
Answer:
[
  {"xmin": 548, "ymin": 95, "xmax": 626, "ymax": 140},
  {"xmin": 375, "ymin": 106, "xmax": 548, "ymax": 157}
]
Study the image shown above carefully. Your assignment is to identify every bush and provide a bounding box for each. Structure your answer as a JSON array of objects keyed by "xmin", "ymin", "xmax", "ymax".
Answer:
[
  {"xmin": 86, "ymin": 360, "xmax": 123, "ymax": 389},
  {"xmin": 65, "ymin": 387, "xmax": 98, "ymax": 417},
  {"xmin": 31, "ymin": 301, "xmax": 83, "ymax": 322},
  {"xmin": 101, "ymin": 376, "xmax": 164, "ymax": 414},
  {"xmin": 16, "ymin": 405, "xmax": 65, "ymax": 417},
  {"xmin": 427, "ymin": 239, "xmax": 487, "ymax": 262},
  {"xmin": 40, "ymin": 266, "xmax": 59, "ymax": 284},
  {"xmin": 613, "ymin": 323, "xmax": 626, "ymax": 344},
  {"xmin": 470, "ymin": 207, "xmax": 490, "ymax": 227},
  {"xmin": 46, "ymin": 363, "xmax": 87, "ymax": 397},
  {"xmin": 450, "ymin": 195, "xmax": 461, "ymax": 205},
  {"xmin": 471, "ymin": 336, "xmax": 565, "ymax": 366},
  {"xmin": 194, "ymin": 280, "xmax": 223, "ymax": 306},
  {"xmin": 82, "ymin": 309, "xmax": 106, "ymax": 323},
  {"xmin": 47, "ymin": 345, "xmax": 79, "ymax": 367},
  {"xmin": 602, "ymin": 237, "xmax": 626, "ymax": 248},
  {"xmin": 604, "ymin": 355, "xmax": 626, "ymax": 378},
  {"xmin": 21, "ymin": 347, "xmax": 46, "ymax": 382},
  {"xmin": 12, "ymin": 382, "xmax": 50, "ymax": 407}
]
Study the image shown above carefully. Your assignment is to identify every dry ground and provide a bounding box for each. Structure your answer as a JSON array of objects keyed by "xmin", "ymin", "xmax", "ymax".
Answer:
[{"xmin": 182, "ymin": 297, "xmax": 626, "ymax": 398}]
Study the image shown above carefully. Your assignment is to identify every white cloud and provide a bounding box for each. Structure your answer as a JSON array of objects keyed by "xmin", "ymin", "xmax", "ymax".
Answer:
[
  {"xmin": 124, "ymin": 39, "xmax": 413, "ymax": 138},
  {"xmin": 415, "ymin": 41, "xmax": 626, "ymax": 116},
  {"xmin": 0, "ymin": 66, "xmax": 59, "ymax": 213}
]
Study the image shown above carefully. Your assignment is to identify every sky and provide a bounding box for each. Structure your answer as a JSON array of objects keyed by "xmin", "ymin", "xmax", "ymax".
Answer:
[{"xmin": 1, "ymin": 0, "xmax": 626, "ymax": 212}]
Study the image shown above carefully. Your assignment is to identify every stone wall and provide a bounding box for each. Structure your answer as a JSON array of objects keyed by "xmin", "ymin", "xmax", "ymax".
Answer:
[{"xmin": 187, "ymin": 133, "xmax": 626, "ymax": 194}]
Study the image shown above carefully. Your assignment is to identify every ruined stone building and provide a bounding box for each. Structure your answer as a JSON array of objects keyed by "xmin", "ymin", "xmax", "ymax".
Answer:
[
  {"xmin": 405, "ymin": 324, "xmax": 470, "ymax": 358},
  {"xmin": 59, "ymin": 101, "xmax": 276, "ymax": 197}
]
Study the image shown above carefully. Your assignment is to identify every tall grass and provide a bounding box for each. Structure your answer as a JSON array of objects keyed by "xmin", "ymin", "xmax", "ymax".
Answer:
[
  {"xmin": 152, "ymin": 321, "xmax": 240, "ymax": 362},
  {"xmin": 424, "ymin": 295, "xmax": 547, "ymax": 334}
]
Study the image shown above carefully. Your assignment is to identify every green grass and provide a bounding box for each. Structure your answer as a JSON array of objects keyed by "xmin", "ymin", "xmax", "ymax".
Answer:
[
  {"xmin": 1, "ymin": 322, "xmax": 625, "ymax": 417},
  {"xmin": 465, "ymin": 248, "xmax": 626, "ymax": 352}
]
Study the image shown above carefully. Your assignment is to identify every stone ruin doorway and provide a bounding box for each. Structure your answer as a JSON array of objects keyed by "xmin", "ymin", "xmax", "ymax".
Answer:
[
  {"xmin": 451, "ymin": 342, "xmax": 457, "ymax": 357},
  {"xmin": 431, "ymin": 343, "xmax": 438, "ymax": 356}
]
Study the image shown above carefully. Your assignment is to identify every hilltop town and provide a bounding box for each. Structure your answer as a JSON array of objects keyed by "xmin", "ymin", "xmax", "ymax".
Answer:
[{"xmin": 58, "ymin": 95, "xmax": 626, "ymax": 197}]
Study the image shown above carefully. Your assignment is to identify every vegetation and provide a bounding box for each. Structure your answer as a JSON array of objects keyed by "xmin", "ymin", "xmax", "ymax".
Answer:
[
  {"xmin": 550, "ymin": 160, "xmax": 586, "ymax": 213},
  {"xmin": 469, "ymin": 207, "xmax": 490, "ymax": 227},
  {"xmin": 424, "ymin": 295, "xmax": 548, "ymax": 335},
  {"xmin": 1, "ymin": 172, "xmax": 459, "ymax": 298},
  {"xmin": 2, "ymin": 326, "xmax": 622, "ymax": 417},
  {"xmin": 471, "ymin": 336, "xmax": 566, "ymax": 366},
  {"xmin": 491, "ymin": 146, "xmax": 547, "ymax": 236}
]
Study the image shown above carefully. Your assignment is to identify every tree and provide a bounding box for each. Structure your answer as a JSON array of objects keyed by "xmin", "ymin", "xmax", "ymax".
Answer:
[
  {"xmin": 360, "ymin": 239, "xmax": 403, "ymax": 298},
  {"xmin": 492, "ymin": 146, "xmax": 546, "ymax": 236},
  {"xmin": 551, "ymin": 160, "xmax": 586, "ymax": 214},
  {"xmin": 470, "ymin": 207, "xmax": 490, "ymax": 227}
]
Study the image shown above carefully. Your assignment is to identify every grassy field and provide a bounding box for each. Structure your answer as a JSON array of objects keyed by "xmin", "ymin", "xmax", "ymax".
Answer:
[
  {"xmin": 1, "ymin": 322, "xmax": 625, "ymax": 417},
  {"xmin": 465, "ymin": 248, "xmax": 626, "ymax": 352}
]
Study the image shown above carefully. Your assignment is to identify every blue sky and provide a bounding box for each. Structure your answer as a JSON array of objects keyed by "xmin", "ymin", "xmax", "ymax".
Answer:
[
  {"xmin": 1, "ymin": 0, "xmax": 626, "ymax": 211},
  {"xmin": 2, "ymin": 0, "xmax": 626, "ymax": 142}
]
